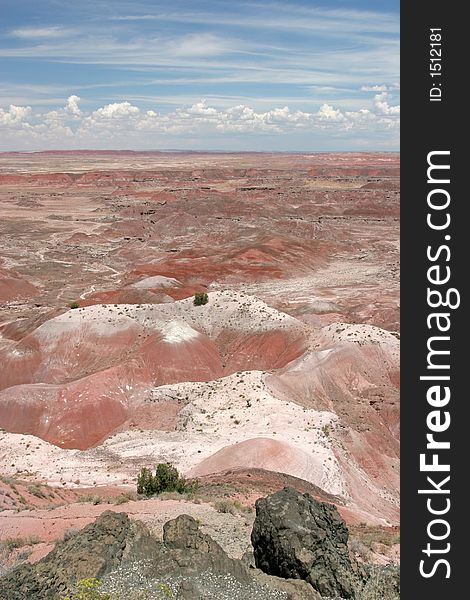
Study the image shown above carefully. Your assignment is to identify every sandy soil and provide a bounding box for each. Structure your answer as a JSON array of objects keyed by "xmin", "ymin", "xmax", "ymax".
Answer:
[{"xmin": 0, "ymin": 151, "xmax": 400, "ymax": 560}]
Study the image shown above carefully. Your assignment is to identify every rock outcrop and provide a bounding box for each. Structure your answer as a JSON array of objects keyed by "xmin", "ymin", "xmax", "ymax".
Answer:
[
  {"xmin": 156, "ymin": 513, "xmax": 250, "ymax": 583},
  {"xmin": 0, "ymin": 510, "xmax": 312, "ymax": 600},
  {"xmin": 0, "ymin": 511, "xmax": 158, "ymax": 600},
  {"xmin": 0, "ymin": 494, "xmax": 399, "ymax": 600},
  {"xmin": 251, "ymin": 487, "xmax": 359, "ymax": 598}
]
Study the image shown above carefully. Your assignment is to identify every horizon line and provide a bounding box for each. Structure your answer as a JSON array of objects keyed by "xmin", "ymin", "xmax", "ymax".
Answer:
[{"xmin": 0, "ymin": 148, "xmax": 400, "ymax": 155}]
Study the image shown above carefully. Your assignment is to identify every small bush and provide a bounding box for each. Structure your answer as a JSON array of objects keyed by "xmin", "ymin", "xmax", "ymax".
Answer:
[
  {"xmin": 137, "ymin": 463, "xmax": 195, "ymax": 497},
  {"xmin": 61, "ymin": 578, "xmax": 111, "ymax": 600},
  {"xmin": 70, "ymin": 301, "xmax": 80, "ymax": 309},
  {"xmin": 27, "ymin": 484, "xmax": 46, "ymax": 498},
  {"xmin": 193, "ymin": 292, "xmax": 208, "ymax": 306},
  {"xmin": 78, "ymin": 494, "xmax": 102, "ymax": 505},
  {"xmin": 114, "ymin": 491, "xmax": 136, "ymax": 505},
  {"xmin": 213, "ymin": 498, "xmax": 253, "ymax": 515},
  {"xmin": 214, "ymin": 499, "xmax": 237, "ymax": 515},
  {"xmin": 351, "ymin": 524, "xmax": 400, "ymax": 549},
  {"xmin": 0, "ymin": 535, "xmax": 40, "ymax": 555},
  {"xmin": 358, "ymin": 565, "xmax": 400, "ymax": 600}
]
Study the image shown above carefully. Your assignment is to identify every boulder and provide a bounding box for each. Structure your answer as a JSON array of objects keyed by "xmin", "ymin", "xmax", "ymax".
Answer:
[
  {"xmin": 159, "ymin": 514, "xmax": 251, "ymax": 583},
  {"xmin": 251, "ymin": 487, "xmax": 357, "ymax": 598}
]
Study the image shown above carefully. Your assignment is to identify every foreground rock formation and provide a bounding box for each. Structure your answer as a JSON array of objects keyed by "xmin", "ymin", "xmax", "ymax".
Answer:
[
  {"xmin": 0, "ymin": 489, "xmax": 399, "ymax": 600},
  {"xmin": 252, "ymin": 487, "xmax": 358, "ymax": 598},
  {"xmin": 0, "ymin": 509, "xmax": 314, "ymax": 599}
]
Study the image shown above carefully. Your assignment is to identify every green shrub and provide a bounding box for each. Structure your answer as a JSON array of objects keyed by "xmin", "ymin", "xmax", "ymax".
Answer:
[
  {"xmin": 136, "ymin": 467, "xmax": 154, "ymax": 496},
  {"xmin": 61, "ymin": 578, "xmax": 110, "ymax": 600},
  {"xmin": 193, "ymin": 292, "xmax": 208, "ymax": 306},
  {"xmin": 137, "ymin": 463, "xmax": 194, "ymax": 497},
  {"xmin": 155, "ymin": 463, "xmax": 180, "ymax": 493},
  {"xmin": 62, "ymin": 579, "xmax": 173, "ymax": 600},
  {"xmin": 70, "ymin": 301, "xmax": 80, "ymax": 309}
]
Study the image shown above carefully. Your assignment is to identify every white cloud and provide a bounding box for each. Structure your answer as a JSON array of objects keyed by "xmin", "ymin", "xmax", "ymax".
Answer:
[
  {"xmin": 0, "ymin": 96, "xmax": 399, "ymax": 150},
  {"xmin": 373, "ymin": 92, "xmax": 400, "ymax": 116},
  {"xmin": 10, "ymin": 27, "xmax": 73, "ymax": 39},
  {"xmin": 316, "ymin": 103, "xmax": 344, "ymax": 122},
  {"xmin": 168, "ymin": 33, "xmax": 232, "ymax": 57},
  {"xmin": 112, "ymin": 5, "xmax": 398, "ymax": 36},
  {"xmin": 361, "ymin": 84, "xmax": 388, "ymax": 92},
  {"xmin": 186, "ymin": 100, "xmax": 218, "ymax": 116},
  {"xmin": 91, "ymin": 101, "xmax": 140, "ymax": 119},
  {"xmin": 66, "ymin": 95, "xmax": 81, "ymax": 116},
  {"xmin": 0, "ymin": 104, "xmax": 32, "ymax": 126}
]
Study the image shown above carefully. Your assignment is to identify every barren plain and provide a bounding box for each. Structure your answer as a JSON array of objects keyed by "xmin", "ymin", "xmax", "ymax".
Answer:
[{"xmin": 0, "ymin": 151, "xmax": 399, "ymax": 569}]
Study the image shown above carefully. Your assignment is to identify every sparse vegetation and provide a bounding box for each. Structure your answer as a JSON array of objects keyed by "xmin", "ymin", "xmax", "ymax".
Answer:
[
  {"xmin": 78, "ymin": 494, "xmax": 103, "ymax": 505},
  {"xmin": 350, "ymin": 524, "xmax": 400, "ymax": 556},
  {"xmin": 61, "ymin": 578, "xmax": 111, "ymax": 600},
  {"xmin": 0, "ymin": 535, "xmax": 41, "ymax": 557},
  {"xmin": 70, "ymin": 301, "xmax": 80, "ymax": 309},
  {"xmin": 193, "ymin": 292, "xmax": 208, "ymax": 306},
  {"xmin": 136, "ymin": 463, "xmax": 195, "ymax": 497},
  {"xmin": 27, "ymin": 483, "xmax": 46, "ymax": 498},
  {"xmin": 213, "ymin": 498, "xmax": 253, "ymax": 515},
  {"xmin": 357, "ymin": 565, "xmax": 400, "ymax": 600},
  {"xmin": 113, "ymin": 491, "xmax": 137, "ymax": 505}
]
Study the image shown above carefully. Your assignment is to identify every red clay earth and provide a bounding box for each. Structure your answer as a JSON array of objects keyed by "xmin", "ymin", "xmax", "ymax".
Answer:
[{"xmin": 0, "ymin": 151, "xmax": 399, "ymax": 563}]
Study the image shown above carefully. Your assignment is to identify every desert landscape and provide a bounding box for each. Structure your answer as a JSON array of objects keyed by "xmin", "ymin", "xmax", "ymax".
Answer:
[{"xmin": 0, "ymin": 150, "xmax": 399, "ymax": 597}]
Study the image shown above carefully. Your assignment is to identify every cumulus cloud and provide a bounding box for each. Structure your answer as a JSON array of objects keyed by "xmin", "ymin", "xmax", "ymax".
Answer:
[
  {"xmin": 186, "ymin": 100, "xmax": 218, "ymax": 116},
  {"xmin": 0, "ymin": 104, "xmax": 32, "ymax": 126},
  {"xmin": 0, "ymin": 96, "xmax": 399, "ymax": 150},
  {"xmin": 66, "ymin": 95, "xmax": 81, "ymax": 116},
  {"xmin": 373, "ymin": 91, "xmax": 400, "ymax": 115},
  {"xmin": 91, "ymin": 101, "xmax": 140, "ymax": 119},
  {"xmin": 316, "ymin": 103, "xmax": 344, "ymax": 122}
]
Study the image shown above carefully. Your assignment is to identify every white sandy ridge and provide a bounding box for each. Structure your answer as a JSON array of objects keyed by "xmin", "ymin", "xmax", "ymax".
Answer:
[{"xmin": 0, "ymin": 370, "xmax": 347, "ymax": 498}]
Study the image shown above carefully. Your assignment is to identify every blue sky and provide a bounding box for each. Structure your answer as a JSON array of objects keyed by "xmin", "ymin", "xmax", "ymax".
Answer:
[{"xmin": 0, "ymin": 0, "xmax": 399, "ymax": 151}]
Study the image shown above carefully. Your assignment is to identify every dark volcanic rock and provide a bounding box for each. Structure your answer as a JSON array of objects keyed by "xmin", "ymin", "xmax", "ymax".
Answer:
[
  {"xmin": 0, "ymin": 501, "xmax": 395, "ymax": 600},
  {"xmin": 251, "ymin": 487, "xmax": 358, "ymax": 598},
  {"xmin": 0, "ymin": 511, "xmax": 158, "ymax": 600},
  {"xmin": 155, "ymin": 514, "xmax": 250, "ymax": 583},
  {"xmin": 0, "ymin": 511, "xmax": 289, "ymax": 600}
]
